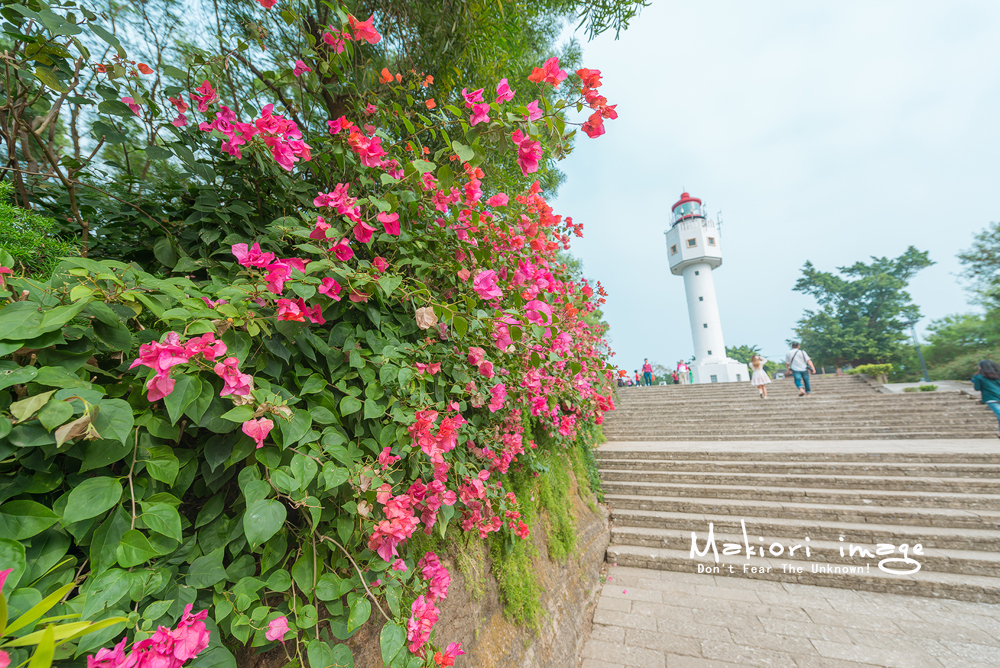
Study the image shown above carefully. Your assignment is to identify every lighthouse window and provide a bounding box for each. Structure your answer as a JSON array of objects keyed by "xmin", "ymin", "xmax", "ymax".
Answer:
[
  {"xmin": 708, "ymin": 350, "xmax": 712, "ymax": 355},
  {"xmin": 699, "ymin": 297, "xmax": 704, "ymax": 301},
  {"xmin": 670, "ymin": 244, "xmax": 678, "ymax": 255},
  {"xmin": 707, "ymin": 237, "xmax": 716, "ymax": 246},
  {"xmin": 686, "ymin": 238, "xmax": 697, "ymax": 248},
  {"xmin": 694, "ymin": 271, "xmax": 700, "ymax": 276},
  {"xmin": 703, "ymin": 323, "xmax": 708, "ymax": 328}
]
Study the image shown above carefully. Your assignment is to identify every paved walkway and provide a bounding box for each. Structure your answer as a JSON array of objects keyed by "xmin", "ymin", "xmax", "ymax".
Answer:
[
  {"xmin": 597, "ymin": 439, "xmax": 1000, "ymax": 454},
  {"xmin": 580, "ymin": 565, "xmax": 1000, "ymax": 668}
]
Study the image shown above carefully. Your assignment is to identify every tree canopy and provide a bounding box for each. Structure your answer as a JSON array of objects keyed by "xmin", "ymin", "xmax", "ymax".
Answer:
[{"xmin": 791, "ymin": 247, "xmax": 933, "ymax": 367}]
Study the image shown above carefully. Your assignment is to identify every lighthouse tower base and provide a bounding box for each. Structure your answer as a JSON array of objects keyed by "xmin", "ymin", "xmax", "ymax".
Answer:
[{"xmin": 691, "ymin": 358, "xmax": 749, "ymax": 385}]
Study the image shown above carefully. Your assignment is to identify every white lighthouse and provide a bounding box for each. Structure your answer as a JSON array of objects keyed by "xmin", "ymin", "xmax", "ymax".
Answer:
[{"xmin": 664, "ymin": 192, "xmax": 748, "ymax": 384}]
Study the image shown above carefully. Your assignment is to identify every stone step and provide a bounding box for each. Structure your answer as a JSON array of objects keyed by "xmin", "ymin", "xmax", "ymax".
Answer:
[
  {"xmin": 598, "ymin": 479, "xmax": 1000, "ymax": 510},
  {"xmin": 598, "ymin": 469, "xmax": 1000, "ymax": 493},
  {"xmin": 596, "ymin": 449, "xmax": 1000, "ymax": 463},
  {"xmin": 598, "ymin": 430, "xmax": 998, "ymax": 441},
  {"xmin": 608, "ymin": 510, "xmax": 1000, "ymax": 551},
  {"xmin": 609, "ymin": 526, "xmax": 1000, "ymax": 578},
  {"xmin": 595, "ymin": 459, "xmax": 1000, "ymax": 478},
  {"xmin": 601, "ymin": 420, "xmax": 996, "ymax": 431},
  {"xmin": 602, "ymin": 494, "xmax": 1000, "ymax": 529},
  {"xmin": 605, "ymin": 544, "xmax": 1000, "ymax": 603}
]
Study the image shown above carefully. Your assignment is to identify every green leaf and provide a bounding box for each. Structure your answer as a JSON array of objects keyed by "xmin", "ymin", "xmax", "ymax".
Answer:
[
  {"xmin": 323, "ymin": 463, "xmax": 348, "ymax": 490},
  {"xmin": 38, "ymin": 300, "xmax": 90, "ymax": 334},
  {"xmin": 141, "ymin": 504, "xmax": 182, "ymax": 542},
  {"xmin": 452, "ymin": 316, "xmax": 468, "ymax": 337},
  {"xmin": 116, "ymin": 530, "xmax": 158, "ymax": 568},
  {"xmin": 243, "ymin": 500, "xmax": 286, "ymax": 548},
  {"xmin": 92, "ymin": 399, "xmax": 134, "ymax": 444},
  {"xmin": 33, "ymin": 66, "xmax": 66, "ymax": 92},
  {"xmin": 347, "ymin": 597, "xmax": 370, "ymax": 633},
  {"xmin": 410, "ymin": 159, "xmax": 436, "ymax": 174},
  {"xmin": 307, "ymin": 639, "xmax": 336, "ymax": 668},
  {"xmin": 0, "ymin": 366, "xmax": 37, "ymax": 391},
  {"xmin": 384, "ymin": 585, "xmax": 401, "ymax": 618},
  {"xmin": 0, "ymin": 500, "xmax": 60, "ymax": 540},
  {"xmin": 0, "ymin": 537, "xmax": 26, "ymax": 595},
  {"xmin": 377, "ymin": 275, "xmax": 402, "ymax": 298},
  {"xmin": 300, "ymin": 374, "xmax": 327, "ymax": 394},
  {"xmin": 363, "ymin": 399, "xmax": 382, "ymax": 419},
  {"xmin": 219, "ymin": 405, "xmax": 254, "ymax": 422},
  {"xmin": 380, "ymin": 622, "xmax": 406, "ymax": 666},
  {"xmin": 451, "ymin": 140, "xmax": 475, "ymax": 162},
  {"xmin": 163, "ymin": 374, "xmax": 201, "ymax": 425},
  {"xmin": 0, "ymin": 302, "xmax": 43, "ymax": 341},
  {"xmin": 38, "ymin": 400, "xmax": 73, "ymax": 432},
  {"xmin": 145, "ymin": 446, "xmax": 180, "ymax": 486},
  {"xmin": 315, "ymin": 573, "xmax": 350, "ymax": 601},
  {"xmin": 153, "ymin": 237, "xmax": 178, "ymax": 268},
  {"xmin": 3, "ymin": 583, "xmax": 74, "ymax": 637},
  {"xmin": 34, "ymin": 366, "xmax": 90, "ymax": 390},
  {"xmin": 26, "ymin": 623, "xmax": 54, "ymax": 668},
  {"xmin": 186, "ymin": 549, "xmax": 227, "ymax": 588},
  {"xmin": 62, "ymin": 477, "xmax": 123, "ymax": 524},
  {"xmin": 89, "ymin": 23, "xmax": 126, "ymax": 57},
  {"xmin": 339, "ymin": 395, "xmax": 361, "ymax": 416},
  {"xmin": 37, "ymin": 9, "xmax": 82, "ymax": 36},
  {"xmin": 80, "ymin": 569, "xmax": 131, "ymax": 620},
  {"xmin": 10, "ymin": 390, "xmax": 56, "ymax": 422}
]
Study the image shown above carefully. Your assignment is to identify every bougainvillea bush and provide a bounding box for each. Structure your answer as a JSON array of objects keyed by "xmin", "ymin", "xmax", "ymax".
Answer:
[{"xmin": 0, "ymin": 2, "xmax": 616, "ymax": 667}]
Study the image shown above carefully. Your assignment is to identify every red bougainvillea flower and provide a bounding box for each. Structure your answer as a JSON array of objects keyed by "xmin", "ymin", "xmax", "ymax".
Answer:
[
  {"xmin": 379, "ymin": 68, "xmax": 393, "ymax": 84},
  {"xmin": 486, "ymin": 193, "xmax": 509, "ymax": 207},
  {"xmin": 377, "ymin": 211, "xmax": 401, "ymax": 236},
  {"xmin": 293, "ymin": 59, "xmax": 311, "ymax": 77},
  {"xmin": 527, "ymin": 56, "xmax": 567, "ymax": 86},
  {"xmin": 495, "ymin": 78, "xmax": 515, "ymax": 103},
  {"xmin": 265, "ymin": 615, "xmax": 288, "ymax": 641},
  {"xmin": 348, "ymin": 13, "xmax": 381, "ymax": 44},
  {"xmin": 137, "ymin": 63, "xmax": 153, "ymax": 74},
  {"xmin": 242, "ymin": 418, "xmax": 273, "ymax": 449},
  {"xmin": 425, "ymin": 98, "xmax": 436, "ymax": 109},
  {"xmin": 319, "ymin": 277, "xmax": 343, "ymax": 300},
  {"xmin": 276, "ymin": 298, "xmax": 305, "ymax": 321},
  {"xmin": 434, "ymin": 642, "xmax": 466, "ymax": 667},
  {"xmin": 582, "ymin": 110, "xmax": 605, "ymax": 138},
  {"xmin": 0, "ymin": 266, "xmax": 11, "ymax": 287},
  {"xmin": 120, "ymin": 97, "xmax": 141, "ymax": 116},
  {"xmin": 457, "ymin": 268, "xmax": 470, "ymax": 282},
  {"xmin": 373, "ymin": 256, "xmax": 389, "ymax": 273},
  {"xmin": 576, "ymin": 67, "xmax": 603, "ymax": 88}
]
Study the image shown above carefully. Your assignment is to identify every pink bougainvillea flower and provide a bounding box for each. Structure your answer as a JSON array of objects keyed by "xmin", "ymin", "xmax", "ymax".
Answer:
[
  {"xmin": 293, "ymin": 59, "xmax": 312, "ymax": 77},
  {"xmin": 348, "ymin": 13, "xmax": 381, "ymax": 44},
  {"xmin": 486, "ymin": 193, "xmax": 509, "ymax": 207},
  {"xmin": 353, "ymin": 220, "xmax": 377, "ymax": 244},
  {"xmin": 364, "ymin": 103, "xmax": 378, "ymax": 115},
  {"xmin": 526, "ymin": 299, "xmax": 553, "ymax": 325},
  {"xmin": 231, "ymin": 242, "xmax": 275, "ymax": 268},
  {"xmin": 469, "ymin": 102, "xmax": 490, "ymax": 126},
  {"xmin": 319, "ymin": 277, "xmax": 343, "ymax": 300},
  {"xmin": 0, "ymin": 568, "xmax": 13, "ymax": 592},
  {"xmin": 525, "ymin": 99, "xmax": 543, "ymax": 122},
  {"xmin": 577, "ymin": 67, "xmax": 603, "ymax": 88},
  {"xmin": 145, "ymin": 374, "xmax": 176, "ymax": 402},
  {"xmin": 495, "ymin": 78, "xmax": 515, "ymax": 104},
  {"xmin": 514, "ymin": 134, "xmax": 543, "ymax": 177},
  {"xmin": 488, "ymin": 383, "xmax": 508, "ymax": 413},
  {"xmin": 323, "ymin": 30, "xmax": 346, "ymax": 52},
  {"xmin": 309, "ymin": 217, "xmax": 331, "ymax": 240},
  {"xmin": 265, "ymin": 615, "xmax": 289, "ymax": 642},
  {"xmin": 327, "ymin": 116, "xmax": 351, "ymax": 134},
  {"xmin": 372, "ymin": 256, "xmax": 389, "ymax": 273},
  {"xmin": 379, "ymin": 446, "xmax": 401, "ymax": 467},
  {"xmin": 478, "ymin": 361, "xmax": 495, "ymax": 378},
  {"xmin": 457, "ymin": 268, "xmax": 470, "ymax": 282},
  {"xmin": 257, "ymin": 0, "xmax": 277, "ymax": 7},
  {"xmin": 86, "ymin": 638, "xmax": 126, "ymax": 668},
  {"xmin": 528, "ymin": 56, "xmax": 567, "ymax": 86},
  {"xmin": 467, "ymin": 346, "xmax": 486, "ymax": 365},
  {"xmin": 242, "ymin": 418, "xmax": 273, "ymax": 449},
  {"xmin": 472, "ymin": 270, "xmax": 503, "ymax": 300},
  {"xmin": 0, "ymin": 266, "xmax": 11, "ymax": 287},
  {"xmin": 265, "ymin": 262, "xmax": 292, "ymax": 294},
  {"xmin": 190, "ymin": 80, "xmax": 218, "ymax": 112},
  {"xmin": 406, "ymin": 595, "xmax": 440, "ymax": 654},
  {"xmin": 461, "ymin": 87, "xmax": 484, "ymax": 106},
  {"xmin": 330, "ymin": 238, "xmax": 354, "ymax": 262},
  {"xmin": 377, "ymin": 211, "xmax": 400, "ymax": 236},
  {"xmin": 121, "ymin": 97, "xmax": 141, "ymax": 116},
  {"xmin": 171, "ymin": 114, "xmax": 188, "ymax": 127},
  {"xmin": 168, "ymin": 96, "xmax": 189, "ymax": 113},
  {"xmin": 349, "ymin": 289, "xmax": 369, "ymax": 303},
  {"xmin": 214, "ymin": 357, "xmax": 253, "ymax": 396},
  {"xmin": 299, "ymin": 300, "xmax": 325, "ymax": 325},
  {"xmin": 392, "ymin": 559, "xmax": 407, "ymax": 571}
]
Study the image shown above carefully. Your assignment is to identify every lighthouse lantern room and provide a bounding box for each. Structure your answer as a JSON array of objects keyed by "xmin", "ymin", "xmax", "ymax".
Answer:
[{"xmin": 664, "ymin": 192, "xmax": 748, "ymax": 384}]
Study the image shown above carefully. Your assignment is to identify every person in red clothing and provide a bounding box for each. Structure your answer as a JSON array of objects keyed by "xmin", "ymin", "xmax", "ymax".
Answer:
[
  {"xmin": 634, "ymin": 370, "xmax": 641, "ymax": 386},
  {"xmin": 642, "ymin": 359, "xmax": 653, "ymax": 387}
]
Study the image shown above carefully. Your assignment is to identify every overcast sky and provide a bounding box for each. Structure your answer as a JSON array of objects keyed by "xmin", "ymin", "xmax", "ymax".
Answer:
[{"xmin": 551, "ymin": 0, "xmax": 1000, "ymax": 372}]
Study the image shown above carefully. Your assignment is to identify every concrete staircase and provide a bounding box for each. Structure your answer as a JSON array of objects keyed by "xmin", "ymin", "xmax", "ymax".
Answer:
[
  {"xmin": 603, "ymin": 374, "xmax": 998, "ymax": 440},
  {"xmin": 600, "ymin": 376, "xmax": 1000, "ymax": 603},
  {"xmin": 602, "ymin": 446, "xmax": 1000, "ymax": 603}
]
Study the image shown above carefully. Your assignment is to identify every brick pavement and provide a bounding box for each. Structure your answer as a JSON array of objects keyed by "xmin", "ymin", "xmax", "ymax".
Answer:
[{"xmin": 579, "ymin": 565, "xmax": 1000, "ymax": 668}]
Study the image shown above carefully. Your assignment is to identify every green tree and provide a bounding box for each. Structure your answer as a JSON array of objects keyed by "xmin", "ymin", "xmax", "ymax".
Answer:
[
  {"xmin": 725, "ymin": 344, "xmax": 759, "ymax": 365},
  {"xmin": 791, "ymin": 247, "xmax": 933, "ymax": 367},
  {"xmin": 958, "ymin": 220, "xmax": 1000, "ymax": 309}
]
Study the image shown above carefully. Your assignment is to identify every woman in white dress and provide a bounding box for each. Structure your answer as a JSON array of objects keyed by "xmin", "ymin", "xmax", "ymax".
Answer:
[{"xmin": 750, "ymin": 354, "xmax": 771, "ymax": 398}]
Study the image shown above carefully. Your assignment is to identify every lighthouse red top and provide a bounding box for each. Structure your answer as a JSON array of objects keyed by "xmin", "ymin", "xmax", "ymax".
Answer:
[{"xmin": 672, "ymin": 192, "xmax": 703, "ymax": 223}]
